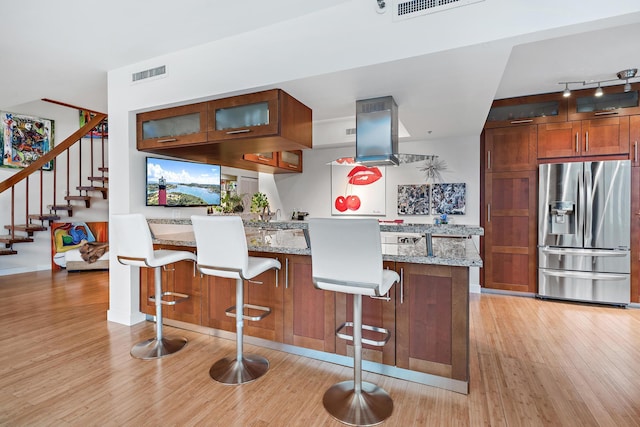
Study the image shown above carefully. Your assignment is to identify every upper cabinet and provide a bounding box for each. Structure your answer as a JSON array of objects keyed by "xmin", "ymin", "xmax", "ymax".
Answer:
[
  {"xmin": 207, "ymin": 89, "xmax": 312, "ymax": 153},
  {"xmin": 538, "ymin": 117, "xmax": 630, "ymax": 159},
  {"xmin": 137, "ymin": 103, "xmax": 208, "ymax": 151},
  {"xmin": 485, "ymin": 93, "xmax": 567, "ymax": 129},
  {"xmin": 568, "ymin": 83, "xmax": 640, "ymax": 120},
  {"xmin": 136, "ymin": 89, "xmax": 312, "ymax": 174},
  {"xmin": 483, "ymin": 125, "xmax": 538, "ymax": 172}
]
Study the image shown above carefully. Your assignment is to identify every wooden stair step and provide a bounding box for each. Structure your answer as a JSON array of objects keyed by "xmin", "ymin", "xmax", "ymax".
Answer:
[
  {"xmin": 47, "ymin": 205, "xmax": 74, "ymax": 217},
  {"xmin": 28, "ymin": 213, "xmax": 61, "ymax": 222},
  {"xmin": 64, "ymin": 195, "xmax": 91, "ymax": 208},
  {"xmin": 3, "ymin": 225, "xmax": 46, "ymax": 236},
  {"xmin": 0, "ymin": 235, "xmax": 34, "ymax": 245},
  {"xmin": 87, "ymin": 176, "xmax": 108, "ymax": 183},
  {"xmin": 98, "ymin": 167, "xmax": 108, "ymax": 172},
  {"xmin": 77, "ymin": 186, "xmax": 108, "ymax": 199},
  {"xmin": 0, "ymin": 248, "xmax": 18, "ymax": 256}
]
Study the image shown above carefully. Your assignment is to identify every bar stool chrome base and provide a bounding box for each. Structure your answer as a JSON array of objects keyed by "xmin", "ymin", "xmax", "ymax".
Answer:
[
  {"xmin": 209, "ymin": 354, "xmax": 269, "ymax": 384},
  {"xmin": 130, "ymin": 336, "xmax": 188, "ymax": 360},
  {"xmin": 322, "ymin": 380, "xmax": 393, "ymax": 427}
]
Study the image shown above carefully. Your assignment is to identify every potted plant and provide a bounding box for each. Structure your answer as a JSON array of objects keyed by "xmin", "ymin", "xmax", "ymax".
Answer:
[
  {"xmin": 212, "ymin": 192, "xmax": 244, "ymax": 214},
  {"xmin": 251, "ymin": 192, "xmax": 271, "ymax": 221}
]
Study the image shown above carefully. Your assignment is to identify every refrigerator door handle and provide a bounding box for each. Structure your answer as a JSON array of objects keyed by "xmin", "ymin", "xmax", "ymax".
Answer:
[
  {"xmin": 541, "ymin": 269, "xmax": 627, "ymax": 281},
  {"xmin": 540, "ymin": 247, "xmax": 629, "ymax": 258},
  {"xmin": 582, "ymin": 165, "xmax": 592, "ymax": 246}
]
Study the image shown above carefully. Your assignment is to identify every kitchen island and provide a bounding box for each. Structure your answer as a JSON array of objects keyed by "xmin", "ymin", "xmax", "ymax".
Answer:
[{"xmin": 143, "ymin": 218, "xmax": 483, "ymax": 394}]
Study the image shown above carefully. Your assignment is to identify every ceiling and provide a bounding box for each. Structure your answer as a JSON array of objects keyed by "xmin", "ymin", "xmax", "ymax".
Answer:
[{"xmin": 2, "ymin": 1, "xmax": 640, "ymax": 144}]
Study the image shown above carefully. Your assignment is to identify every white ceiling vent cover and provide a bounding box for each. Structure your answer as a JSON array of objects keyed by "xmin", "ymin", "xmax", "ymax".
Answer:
[
  {"xmin": 132, "ymin": 65, "xmax": 166, "ymax": 83},
  {"xmin": 393, "ymin": 0, "xmax": 484, "ymax": 21}
]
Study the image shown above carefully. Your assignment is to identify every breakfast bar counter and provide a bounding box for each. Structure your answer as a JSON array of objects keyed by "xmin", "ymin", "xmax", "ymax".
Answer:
[{"xmin": 142, "ymin": 217, "xmax": 483, "ymax": 394}]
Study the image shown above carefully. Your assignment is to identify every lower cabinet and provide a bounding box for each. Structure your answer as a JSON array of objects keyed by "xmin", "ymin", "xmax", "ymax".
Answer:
[
  {"xmin": 138, "ymin": 251, "xmax": 470, "ymax": 382},
  {"xmin": 395, "ymin": 263, "xmax": 469, "ymax": 382},
  {"xmin": 283, "ymin": 254, "xmax": 336, "ymax": 353},
  {"xmin": 334, "ymin": 261, "xmax": 396, "ymax": 365},
  {"xmin": 201, "ymin": 252, "xmax": 283, "ymax": 342},
  {"xmin": 140, "ymin": 245, "xmax": 201, "ymax": 325}
]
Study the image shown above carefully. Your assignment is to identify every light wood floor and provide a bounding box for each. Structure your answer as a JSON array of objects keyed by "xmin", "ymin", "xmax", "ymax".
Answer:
[{"xmin": 1, "ymin": 271, "xmax": 640, "ymax": 426}]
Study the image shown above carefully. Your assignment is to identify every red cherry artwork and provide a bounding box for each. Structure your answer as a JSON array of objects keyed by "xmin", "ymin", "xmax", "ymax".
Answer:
[
  {"xmin": 334, "ymin": 196, "xmax": 348, "ymax": 212},
  {"xmin": 346, "ymin": 195, "xmax": 361, "ymax": 210}
]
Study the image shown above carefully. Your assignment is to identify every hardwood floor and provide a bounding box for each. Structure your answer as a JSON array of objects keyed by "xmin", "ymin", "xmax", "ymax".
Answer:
[{"xmin": 1, "ymin": 271, "xmax": 640, "ymax": 426}]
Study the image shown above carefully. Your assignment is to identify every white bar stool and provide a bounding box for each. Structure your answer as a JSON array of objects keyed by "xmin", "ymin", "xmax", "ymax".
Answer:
[
  {"xmin": 112, "ymin": 213, "xmax": 196, "ymax": 359},
  {"xmin": 308, "ymin": 218, "xmax": 399, "ymax": 426},
  {"xmin": 191, "ymin": 215, "xmax": 281, "ymax": 384}
]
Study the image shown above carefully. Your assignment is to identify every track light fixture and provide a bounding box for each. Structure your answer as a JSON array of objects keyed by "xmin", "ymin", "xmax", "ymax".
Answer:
[
  {"xmin": 558, "ymin": 68, "xmax": 638, "ymax": 97},
  {"xmin": 376, "ymin": 0, "xmax": 387, "ymax": 13}
]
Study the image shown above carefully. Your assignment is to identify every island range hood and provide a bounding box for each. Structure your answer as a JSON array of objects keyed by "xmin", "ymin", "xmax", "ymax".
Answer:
[{"xmin": 355, "ymin": 96, "xmax": 399, "ymax": 166}]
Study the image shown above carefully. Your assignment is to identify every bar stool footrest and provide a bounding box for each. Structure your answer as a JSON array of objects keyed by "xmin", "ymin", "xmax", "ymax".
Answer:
[
  {"xmin": 225, "ymin": 304, "xmax": 271, "ymax": 321},
  {"xmin": 336, "ymin": 321, "xmax": 391, "ymax": 347},
  {"xmin": 149, "ymin": 291, "xmax": 189, "ymax": 306}
]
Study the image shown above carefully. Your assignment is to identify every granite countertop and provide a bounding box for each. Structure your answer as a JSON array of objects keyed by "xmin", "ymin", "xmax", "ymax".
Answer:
[{"xmin": 147, "ymin": 218, "xmax": 483, "ymax": 267}]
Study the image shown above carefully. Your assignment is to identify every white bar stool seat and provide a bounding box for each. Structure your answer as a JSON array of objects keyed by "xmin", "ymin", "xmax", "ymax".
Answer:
[
  {"xmin": 191, "ymin": 215, "xmax": 281, "ymax": 385},
  {"xmin": 112, "ymin": 213, "xmax": 196, "ymax": 360},
  {"xmin": 308, "ymin": 218, "xmax": 399, "ymax": 426}
]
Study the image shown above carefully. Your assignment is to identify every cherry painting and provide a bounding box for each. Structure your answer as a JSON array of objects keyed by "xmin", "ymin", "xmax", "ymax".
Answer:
[{"xmin": 331, "ymin": 158, "xmax": 386, "ymax": 216}]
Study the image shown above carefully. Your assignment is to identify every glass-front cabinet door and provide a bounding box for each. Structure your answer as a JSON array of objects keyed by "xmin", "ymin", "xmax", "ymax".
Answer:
[
  {"xmin": 137, "ymin": 103, "xmax": 208, "ymax": 150},
  {"xmin": 243, "ymin": 151, "xmax": 278, "ymax": 167},
  {"xmin": 278, "ymin": 150, "xmax": 302, "ymax": 172},
  {"xmin": 568, "ymin": 83, "xmax": 640, "ymax": 120},
  {"xmin": 208, "ymin": 90, "xmax": 280, "ymax": 140}
]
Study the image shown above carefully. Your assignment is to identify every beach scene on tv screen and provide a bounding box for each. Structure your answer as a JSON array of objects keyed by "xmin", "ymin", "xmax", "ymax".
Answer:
[{"xmin": 146, "ymin": 158, "xmax": 221, "ymax": 206}]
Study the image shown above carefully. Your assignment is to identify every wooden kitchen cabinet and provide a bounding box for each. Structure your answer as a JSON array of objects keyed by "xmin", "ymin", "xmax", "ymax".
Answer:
[
  {"xmin": 485, "ymin": 92, "xmax": 566, "ymax": 129},
  {"xmin": 484, "ymin": 125, "xmax": 538, "ymax": 172},
  {"xmin": 201, "ymin": 253, "xmax": 283, "ymax": 341},
  {"xmin": 538, "ymin": 117, "xmax": 629, "ymax": 159},
  {"xmin": 395, "ymin": 263, "xmax": 469, "ymax": 381},
  {"xmin": 207, "ymin": 89, "xmax": 312, "ymax": 151},
  {"xmin": 568, "ymin": 83, "xmax": 640, "ymax": 120},
  {"xmin": 334, "ymin": 261, "xmax": 395, "ymax": 365},
  {"xmin": 278, "ymin": 150, "xmax": 303, "ymax": 172},
  {"xmin": 243, "ymin": 152, "xmax": 279, "ymax": 168},
  {"xmin": 282, "ymin": 255, "xmax": 335, "ymax": 353},
  {"xmin": 629, "ymin": 115, "xmax": 639, "ymax": 166},
  {"xmin": 140, "ymin": 245, "xmax": 201, "ymax": 325},
  {"xmin": 136, "ymin": 102, "xmax": 208, "ymax": 151},
  {"xmin": 483, "ymin": 170, "xmax": 537, "ymax": 293}
]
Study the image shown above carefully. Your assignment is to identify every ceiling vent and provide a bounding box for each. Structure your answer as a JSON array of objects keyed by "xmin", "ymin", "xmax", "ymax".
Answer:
[
  {"xmin": 393, "ymin": 0, "xmax": 484, "ymax": 21},
  {"xmin": 132, "ymin": 65, "xmax": 166, "ymax": 83}
]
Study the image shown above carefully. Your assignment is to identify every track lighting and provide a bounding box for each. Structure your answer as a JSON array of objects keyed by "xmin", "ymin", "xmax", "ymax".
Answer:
[
  {"xmin": 595, "ymin": 83, "xmax": 603, "ymax": 97},
  {"xmin": 558, "ymin": 68, "xmax": 638, "ymax": 97}
]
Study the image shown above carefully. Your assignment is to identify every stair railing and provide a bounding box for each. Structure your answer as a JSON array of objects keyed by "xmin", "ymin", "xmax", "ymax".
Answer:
[{"xmin": 0, "ymin": 111, "xmax": 107, "ymax": 243}]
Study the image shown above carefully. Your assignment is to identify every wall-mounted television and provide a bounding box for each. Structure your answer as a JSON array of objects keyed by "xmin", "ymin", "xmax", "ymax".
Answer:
[{"xmin": 146, "ymin": 156, "xmax": 221, "ymax": 207}]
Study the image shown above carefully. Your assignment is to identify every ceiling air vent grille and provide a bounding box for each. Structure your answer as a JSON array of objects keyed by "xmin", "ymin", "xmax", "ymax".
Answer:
[
  {"xmin": 393, "ymin": 0, "xmax": 484, "ymax": 21},
  {"xmin": 132, "ymin": 65, "xmax": 166, "ymax": 83}
]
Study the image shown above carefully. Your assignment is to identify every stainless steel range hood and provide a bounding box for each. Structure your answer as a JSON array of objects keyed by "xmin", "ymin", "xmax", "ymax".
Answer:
[{"xmin": 355, "ymin": 96, "xmax": 399, "ymax": 166}]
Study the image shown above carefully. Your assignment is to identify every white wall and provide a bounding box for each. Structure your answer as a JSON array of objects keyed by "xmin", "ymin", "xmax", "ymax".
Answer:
[{"xmin": 0, "ymin": 101, "xmax": 109, "ymax": 275}]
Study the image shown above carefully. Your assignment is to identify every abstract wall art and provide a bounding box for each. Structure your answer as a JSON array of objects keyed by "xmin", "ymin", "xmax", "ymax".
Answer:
[
  {"xmin": 431, "ymin": 183, "xmax": 466, "ymax": 215},
  {"xmin": 1, "ymin": 112, "xmax": 54, "ymax": 170},
  {"xmin": 397, "ymin": 184, "xmax": 430, "ymax": 215}
]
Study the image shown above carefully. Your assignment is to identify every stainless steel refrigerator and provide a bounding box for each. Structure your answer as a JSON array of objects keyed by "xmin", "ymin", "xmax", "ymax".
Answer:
[{"xmin": 538, "ymin": 160, "xmax": 631, "ymax": 306}]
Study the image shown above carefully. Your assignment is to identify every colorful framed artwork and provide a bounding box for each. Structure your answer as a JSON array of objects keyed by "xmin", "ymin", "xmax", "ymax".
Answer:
[
  {"xmin": 1, "ymin": 112, "xmax": 54, "ymax": 170},
  {"xmin": 79, "ymin": 109, "xmax": 108, "ymax": 138},
  {"xmin": 330, "ymin": 158, "xmax": 385, "ymax": 216},
  {"xmin": 431, "ymin": 183, "xmax": 466, "ymax": 215},
  {"xmin": 50, "ymin": 221, "xmax": 109, "ymax": 271},
  {"xmin": 397, "ymin": 184, "xmax": 430, "ymax": 215}
]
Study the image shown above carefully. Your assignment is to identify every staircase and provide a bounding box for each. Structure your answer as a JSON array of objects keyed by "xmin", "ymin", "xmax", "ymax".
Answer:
[{"xmin": 0, "ymin": 102, "xmax": 108, "ymax": 256}]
